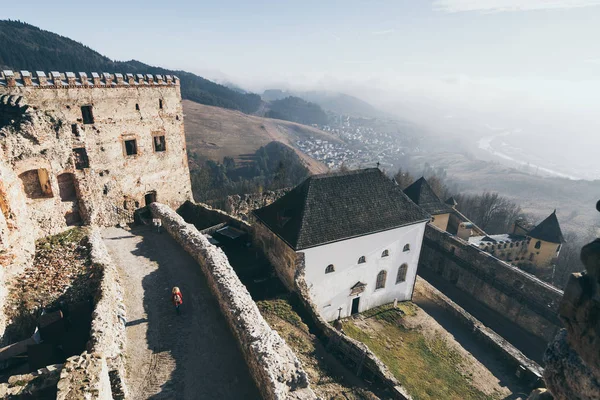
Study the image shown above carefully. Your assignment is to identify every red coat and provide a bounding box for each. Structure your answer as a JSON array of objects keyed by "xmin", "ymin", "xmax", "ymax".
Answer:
[{"xmin": 172, "ymin": 292, "xmax": 183, "ymax": 305}]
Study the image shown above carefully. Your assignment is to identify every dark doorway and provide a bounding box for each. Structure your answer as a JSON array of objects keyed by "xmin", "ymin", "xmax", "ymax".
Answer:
[
  {"xmin": 351, "ymin": 297, "xmax": 360, "ymax": 315},
  {"xmin": 57, "ymin": 173, "xmax": 77, "ymax": 201},
  {"xmin": 80, "ymin": 105, "xmax": 94, "ymax": 124},
  {"xmin": 73, "ymin": 148, "xmax": 89, "ymax": 170},
  {"xmin": 144, "ymin": 191, "xmax": 157, "ymax": 206}
]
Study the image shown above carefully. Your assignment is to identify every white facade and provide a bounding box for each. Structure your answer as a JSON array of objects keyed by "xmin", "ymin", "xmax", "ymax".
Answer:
[{"xmin": 301, "ymin": 221, "xmax": 427, "ymax": 321}]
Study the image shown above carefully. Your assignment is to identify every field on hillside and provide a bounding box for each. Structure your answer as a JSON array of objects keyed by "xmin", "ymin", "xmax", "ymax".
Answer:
[{"xmin": 183, "ymin": 100, "xmax": 340, "ymax": 174}]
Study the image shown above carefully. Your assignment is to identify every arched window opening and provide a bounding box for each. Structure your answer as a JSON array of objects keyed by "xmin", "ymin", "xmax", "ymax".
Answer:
[
  {"xmin": 396, "ymin": 264, "xmax": 408, "ymax": 284},
  {"xmin": 382, "ymin": 249, "xmax": 389, "ymax": 258},
  {"xmin": 376, "ymin": 270, "xmax": 387, "ymax": 289},
  {"xmin": 19, "ymin": 169, "xmax": 53, "ymax": 199},
  {"xmin": 358, "ymin": 256, "xmax": 366, "ymax": 264},
  {"xmin": 403, "ymin": 243, "xmax": 410, "ymax": 252},
  {"xmin": 325, "ymin": 264, "xmax": 335, "ymax": 274},
  {"xmin": 535, "ymin": 240, "xmax": 541, "ymax": 249}
]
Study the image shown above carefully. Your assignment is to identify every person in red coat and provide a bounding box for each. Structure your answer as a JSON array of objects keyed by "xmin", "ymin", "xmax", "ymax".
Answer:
[{"xmin": 172, "ymin": 287, "xmax": 183, "ymax": 315}]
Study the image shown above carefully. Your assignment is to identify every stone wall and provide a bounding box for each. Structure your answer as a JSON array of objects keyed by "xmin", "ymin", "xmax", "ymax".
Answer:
[
  {"xmin": 51, "ymin": 228, "xmax": 127, "ymax": 399},
  {"xmin": 414, "ymin": 277, "xmax": 543, "ymax": 386},
  {"xmin": 0, "ymin": 70, "xmax": 192, "ymax": 270},
  {"xmin": 150, "ymin": 202, "xmax": 316, "ymax": 400},
  {"xmin": 56, "ymin": 352, "xmax": 112, "ymax": 400},
  {"xmin": 226, "ymin": 189, "xmax": 289, "ymax": 220},
  {"xmin": 541, "ymin": 237, "xmax": 600, "ymax": 399},
  {"xmin": 0, "ymin": 363, "xmax": 63, "ymax": 398},
  {"xmin": 178, "ymin": 200, "xmax": 251, "ymax": 231},
  {"xmin": 419, "ymin": 224, "xmax": 563, "ymax": 342}
]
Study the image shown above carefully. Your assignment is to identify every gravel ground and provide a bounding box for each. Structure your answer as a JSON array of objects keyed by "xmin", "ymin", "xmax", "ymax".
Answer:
[{"xmin": 102, "ymin": 226, "xmax": 260, "ymax": 400}]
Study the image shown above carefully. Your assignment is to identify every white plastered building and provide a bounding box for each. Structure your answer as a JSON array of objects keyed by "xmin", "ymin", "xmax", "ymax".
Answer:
[{"xmin": 253, "ymin": 168, "xmax": 430, "ymax": 321}]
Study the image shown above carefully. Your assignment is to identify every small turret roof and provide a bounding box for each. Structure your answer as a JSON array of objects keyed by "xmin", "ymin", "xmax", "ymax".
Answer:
[
  {"xmin": 403, "ymin": 177, "xmax": 453, "ymax": 216},
  {"xmin": 528, "ymin": 210, "xmax": 565, "ymax": 244}
]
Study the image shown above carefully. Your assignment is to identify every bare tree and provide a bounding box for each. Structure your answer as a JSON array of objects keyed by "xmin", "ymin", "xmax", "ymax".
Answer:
[
  {"xmin": 394, "ymin": 167, "xmax": 415, "ymax": 189},
  {"xmin": 455, "ymin": 191, "xmax": 525, "ymax": 234}
]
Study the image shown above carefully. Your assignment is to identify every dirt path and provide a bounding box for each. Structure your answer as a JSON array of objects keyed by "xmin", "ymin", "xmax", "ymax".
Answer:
[{"xmin": 102, "ymin": 226, "xmax": 260, "ymax": 400}]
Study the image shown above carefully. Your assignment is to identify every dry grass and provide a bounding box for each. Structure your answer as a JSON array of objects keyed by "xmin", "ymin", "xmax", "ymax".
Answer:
[
  {"xmin": 183, "ymin": 100, "xmax": 337, "ymax": 173},
  {"xmin": 344, "ymin": 305, "xmax": 497, "ymax": 400}
]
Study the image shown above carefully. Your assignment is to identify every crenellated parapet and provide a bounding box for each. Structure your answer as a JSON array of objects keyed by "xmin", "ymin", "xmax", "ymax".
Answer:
[{"xmin": 0, "ymin": 70, "xmax": 179, "ymax": 89}]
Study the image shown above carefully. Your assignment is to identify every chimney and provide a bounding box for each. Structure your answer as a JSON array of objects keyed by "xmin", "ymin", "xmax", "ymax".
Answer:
[
  {"xmin": 3, "ymin": 70, "xmax": 16, "ymax": 87},
  {"xmin": 20, "ymin": 71, "xmax": 32, "ymax": 86},
  {"xmin": 66, "ymin": 72, "xmax": 76, "ymax": 86},
  {"xmin": 36, "ymin": 71, "xmax": 47, "ymax": 86},
  {"xmin": 79, "ymin": 72, "xmax": 89, "ymax": 86},
  {"xmin": 115, "ymin": 73, "xmax": 124, "ymax": 85},
  {"xmin": 91, "ymin": 72, "xmax": 101, "ymax": 86}
]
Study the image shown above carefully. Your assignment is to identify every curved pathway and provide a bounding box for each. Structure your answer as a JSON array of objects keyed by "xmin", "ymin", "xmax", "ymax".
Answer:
[{"xmin": 103, "ymin": 226, "xmax": 260, "ymax": 400}]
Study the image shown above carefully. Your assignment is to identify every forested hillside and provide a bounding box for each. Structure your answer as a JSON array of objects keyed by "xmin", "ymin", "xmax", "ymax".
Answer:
[
  {"xmin": 266, "ymin": 96, "xmax": 328, "ymax": 125},
  {"xmin": 0, "ymin": 20, "xmax": 262, "ymax": 113}
]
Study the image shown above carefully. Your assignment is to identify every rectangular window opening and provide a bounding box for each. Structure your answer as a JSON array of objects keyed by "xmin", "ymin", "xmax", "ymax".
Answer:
[
  {"xmin": 125, "ymin": 139, "xmax": 138, "ymax": 156},
  {"xmin": 81, "ymin": 105, "xmax": 94, "ymax": 124},
  {"xmin": 71, "ymin": 123, "xmax": 80, "ymax": 137},
  {"xmin": 153, "ymin": 135, "xmax": 166, "ymax": 152},
  {"xmin": 159, "ymin": 99, "xmax": 163, "ymax": 109},
  {"xmin": 73, "ymin": 148, "xmax": 89, "ymax": 169}
]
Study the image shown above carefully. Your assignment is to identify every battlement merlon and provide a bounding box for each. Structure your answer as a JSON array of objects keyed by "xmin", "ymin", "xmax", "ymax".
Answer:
[{"xmin": 0, "ymin": 70, "xmax": 180, "ymax": 88}]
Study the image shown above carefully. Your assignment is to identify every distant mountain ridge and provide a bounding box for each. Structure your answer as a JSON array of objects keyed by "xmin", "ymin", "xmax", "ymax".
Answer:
[
  {"xmin": 266, "ymin": 96, "xmax": 329, "ymax": 125},
  {"xmin": 262, "ymin": 89, "xmax": 385, "ymax": 118},
  {"xmin": 0, "ymin": 20, "xmax": 261, "ymax": 113}
]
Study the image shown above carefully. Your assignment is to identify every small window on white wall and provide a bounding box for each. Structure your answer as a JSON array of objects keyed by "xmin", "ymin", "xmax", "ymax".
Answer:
[
  {"xmin": 382, "ymin": 249, "xmax": 389, "ymax": 257},
  {"xmin": 396, "ymin": 264, "xmax": 408, "ymax": 284},
  {"xmin": 325, "ymin": 264, "xmax": 335, "ymax": 274},
  {"xmin": 358, "ymin": 256, "xmax": 366, "ymax": 264},
  {"xmin": 376, "ymin": 270, "xmax": 387, "ymax": 289},
  {"xmin": 403, "ymin": 244, "xmax": 410, "ymax": 252}
]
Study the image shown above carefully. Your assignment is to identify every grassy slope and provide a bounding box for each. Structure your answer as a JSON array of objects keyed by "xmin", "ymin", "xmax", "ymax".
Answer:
[
  {"xmin": 344, "ymin": 304, "xmax": 494, "ymax": 400},
  {"xmin": 183, "ymin": 100, "xmax": 339, "ymax": 174}
]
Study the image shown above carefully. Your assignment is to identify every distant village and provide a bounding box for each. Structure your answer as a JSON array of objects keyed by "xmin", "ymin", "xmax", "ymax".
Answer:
[{"xmin": 296, "ymin": 114, "xmax": 420, "ymax": 169}]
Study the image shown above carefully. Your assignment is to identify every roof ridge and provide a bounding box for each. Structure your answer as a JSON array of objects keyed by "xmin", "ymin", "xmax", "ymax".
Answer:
[
  {"xmin": 294, "ymin": 177, "xmax": 313, "ymax": 248},
  {"xmin": 310, "ymin": 167, "xmax": 380, "ymax": 180}
]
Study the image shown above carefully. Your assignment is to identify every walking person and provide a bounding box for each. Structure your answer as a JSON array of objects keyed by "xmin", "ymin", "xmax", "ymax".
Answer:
[{"xmin": 171, "ymin": 287, "xmax": 183, "ymax": 315}]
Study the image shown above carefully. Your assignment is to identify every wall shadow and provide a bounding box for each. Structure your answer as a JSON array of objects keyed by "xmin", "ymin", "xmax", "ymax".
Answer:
[{"xmin": 127, "ymin": 226, "xmax": 260, "ymax": 399}]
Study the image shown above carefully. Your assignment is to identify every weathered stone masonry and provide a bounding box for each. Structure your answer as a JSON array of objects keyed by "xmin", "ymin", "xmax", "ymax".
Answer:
[
  {"xmin": 0, "ymin": 70, "xmax": 193, "ymax": 271},
  {"xmin": 150, "ymin": 203, "xmax": 316, "ymax": 400},
  {"xmin": 419, "ymin": 224, "xmax": 563, "ymax": 343}
]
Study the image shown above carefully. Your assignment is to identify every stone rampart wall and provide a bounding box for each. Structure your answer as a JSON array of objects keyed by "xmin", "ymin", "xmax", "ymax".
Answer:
[
  {"xmin": 226, "ymin": 189, "xmax": 289, "ymax": 220},
  {"xmin": 414, "ymin": 277, "xmax": 543, "ymax": 386},
  {"xmin": 150, "ymin": 202, "xmax": 315, "ymax": 400},
  {"xmin": 53, "ymin": 228, "xmax": 127, "ymax": 399},
  {"xmin": 420, "ymin": 224, "xmax": 562, "ymax": 342},
  {"xmin": 177, "ymin": 200, "xmax": 251, "ymax": 231}
]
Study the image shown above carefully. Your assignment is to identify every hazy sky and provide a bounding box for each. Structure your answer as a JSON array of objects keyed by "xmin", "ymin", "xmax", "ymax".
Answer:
[{"xmin": 4, "ymin": 0, "xmax": 600, "ymax": 176}]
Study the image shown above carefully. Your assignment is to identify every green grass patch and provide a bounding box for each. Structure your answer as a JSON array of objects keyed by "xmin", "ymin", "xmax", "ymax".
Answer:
[
  {"xmin": 257, "ymin": 297, "xmax": 308, "ymax": 331},
  {"xmin": 344, "ymin": 308, "xmax": 495, "ymax": 400},
  {"xmin": 37, "ymin": 227, "xmax": 88, "ymax": 249}
]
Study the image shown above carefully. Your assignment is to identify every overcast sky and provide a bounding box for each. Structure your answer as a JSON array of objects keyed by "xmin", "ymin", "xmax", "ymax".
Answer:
[{"xmin": 4, "ymin": 0, "xmax": 600, "ymax": 176}]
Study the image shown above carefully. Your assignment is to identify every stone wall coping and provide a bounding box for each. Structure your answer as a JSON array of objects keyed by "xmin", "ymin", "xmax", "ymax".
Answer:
[
  {"xmin": 0, "ymin": 70, "xmax": 179, "ymax": 88},
  {"xmin": 150, "ymin": 203, "xmax": 316, "ymax": 400}
]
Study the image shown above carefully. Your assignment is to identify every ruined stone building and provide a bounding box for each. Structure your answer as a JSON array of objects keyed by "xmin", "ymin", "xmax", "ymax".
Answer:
[
  {"xmin": 0, "ymin": 70, "xmax": 193, "ymax": 266},
  {"xmin": 469, "ymin": 211, "xmax": 565, "ymax": 269},
  {"xmin": 253, "ymin": 168, "xmax": 430, "ymax": 321}
]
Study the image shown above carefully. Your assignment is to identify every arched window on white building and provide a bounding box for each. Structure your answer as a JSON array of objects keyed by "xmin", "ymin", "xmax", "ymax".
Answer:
[
  {"xmin": 375, "ymin": 270, "xmax": 387, "ymax": 289},
  {"xmin": 381, "ymin": 249, "xmax": 389, "ymax": 257},
  {"xmin": 403, "ymin": 243, "xmax": 410, "ymax": 252},
  {"xmin": 396, "ymin": 264, "xmax": 408, "ymax": 284},
  {"xmin": 325, "ymin": 264, "xmax": 335, "ymax": 274},
  {"xmin": 358, "ymin": 256, "xmax": 366, "ymax": 264}
]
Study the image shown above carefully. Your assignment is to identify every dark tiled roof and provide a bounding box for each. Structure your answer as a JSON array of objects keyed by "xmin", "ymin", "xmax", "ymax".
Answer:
[
  {"xmin": 252, "ymin": 168, "xmax": 430, "ymax": 250},
  {"xmin": 445, "ymin": 196, "xmax": 457, "ymax": 206},
  {"xmin": 403, "ymin": 177, "xmax": 453, "ymax": 216},
  {"xmin": 528, "ymin": 211, "xmax": 565, "ymax": 243}
]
